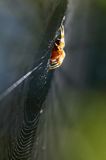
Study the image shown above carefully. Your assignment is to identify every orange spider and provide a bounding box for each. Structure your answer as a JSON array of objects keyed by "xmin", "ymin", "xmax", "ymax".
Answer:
[{"xmin": 49, "ymin": 23, "xmax": 66, "ymax": 70}]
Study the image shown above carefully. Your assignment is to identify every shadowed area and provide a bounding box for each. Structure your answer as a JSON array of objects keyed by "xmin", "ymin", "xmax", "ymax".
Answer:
[
  {"xmin": 0, "ymin": 0, "xmax": 67, "ymax": 159},
  {"xmin": 0, "ymin": 0, "xmax": 106, "ymax": 160},
  {"xmin": 41, "ymin": 0, "xmax": 106, "ymax": 160}
]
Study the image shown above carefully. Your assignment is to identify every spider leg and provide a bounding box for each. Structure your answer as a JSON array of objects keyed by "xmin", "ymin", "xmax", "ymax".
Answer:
[
  {"xmin": 49, "ymin": 57, "xmax": 62, "ymax": 70},
  {"xmin": 55, "ymin": 43, "xmax": 62, "ymax": 51},
  {"xmin": 49, "ymin": 63, "xmax": 60, "ymax": 70}
]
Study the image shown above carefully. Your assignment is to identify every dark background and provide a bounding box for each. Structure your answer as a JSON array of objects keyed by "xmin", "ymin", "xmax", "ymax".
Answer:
[{"xmin": 0, "ymin": 0, "xmax": 106, "ymax": 159}]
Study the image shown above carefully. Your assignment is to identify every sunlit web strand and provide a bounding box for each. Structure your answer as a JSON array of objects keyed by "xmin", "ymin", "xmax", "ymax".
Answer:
[
  {"xmin": 0, "ymin": 24, "xmax": 62, "ymax": 102},
  {"xmin": 0, "ymin": 61, "xmax": 43, "ymax": 101}
]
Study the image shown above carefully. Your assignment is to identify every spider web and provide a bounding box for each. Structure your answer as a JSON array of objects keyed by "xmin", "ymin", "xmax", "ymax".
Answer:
[{"xmin": 0, "ymin": 0, "xmax": 68, "ymax": 159}]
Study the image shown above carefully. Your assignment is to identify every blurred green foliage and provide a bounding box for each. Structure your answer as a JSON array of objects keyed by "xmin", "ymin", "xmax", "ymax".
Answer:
[
  {"xmin": 96, "ymin": 0, "xmax": 106, "ymax": 9},
  {"xmin": 59, "ymin": 90, "xmax": 106, "ymax": 160},
  {"xmin": 0, "ymin": 0, "xmax": 106, "ymax": 159}
]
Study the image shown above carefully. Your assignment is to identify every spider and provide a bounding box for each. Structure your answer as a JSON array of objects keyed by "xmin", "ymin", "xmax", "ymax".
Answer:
[{"xmin": 49, "ymin": 23, "xmax": 66, "ymax": 70}]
